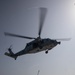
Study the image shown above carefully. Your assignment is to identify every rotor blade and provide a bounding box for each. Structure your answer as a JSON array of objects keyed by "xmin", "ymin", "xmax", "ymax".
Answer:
[
  {"xmin": 52, "ymin": 38, "xmax": 71, "ymax": 41},
  {"xmin": 9, "ymin": 45, "xmax": 13, "ymax": 49},
  {"xmin": 38, "ymin": 7, "xmax": 47, "ymax": 37},
  {"xmin": 4, "ymin": 32, "xmax": 36, "ymax": 39}
]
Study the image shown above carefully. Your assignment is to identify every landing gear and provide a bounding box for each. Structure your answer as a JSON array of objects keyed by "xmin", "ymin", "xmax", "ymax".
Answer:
[{"xmin": 45, "ymin": 50, "xmax": 48, "ymax": 54}]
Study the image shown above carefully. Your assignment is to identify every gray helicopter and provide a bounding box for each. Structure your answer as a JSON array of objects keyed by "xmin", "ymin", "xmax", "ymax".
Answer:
[{"xmin": 4, "ymin": 8, "xmax": 70, "ymax": 60}]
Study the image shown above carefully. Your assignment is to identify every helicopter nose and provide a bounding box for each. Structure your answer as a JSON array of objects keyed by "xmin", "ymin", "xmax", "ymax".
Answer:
[{"xmin": 57, "ymin": 41, "xmax": 61, "ymax": 44}]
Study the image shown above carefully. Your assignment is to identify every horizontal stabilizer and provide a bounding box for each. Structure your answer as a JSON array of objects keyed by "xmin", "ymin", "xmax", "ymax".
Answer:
[
  {"xmin": 5, "ymin": 52, "xmax": 11, "ymax": 56},
  {"xmin": 5, "ymin": 52, "xmax": 17, "ymax": 60}
]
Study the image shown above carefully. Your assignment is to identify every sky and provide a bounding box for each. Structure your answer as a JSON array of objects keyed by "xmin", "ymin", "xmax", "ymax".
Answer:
[{"xmin": 0, "ymin": 0, "xmax": 75, "ymax": 75}]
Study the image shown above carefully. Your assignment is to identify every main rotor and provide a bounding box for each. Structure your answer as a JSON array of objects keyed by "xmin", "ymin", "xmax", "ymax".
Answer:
[
  {"xmin": 4, "ymin": 7, "xmax": 71, "ymax": 41},
  {"xmin": 4, "ymin": 7, "xmax": 47, "ymax": 40}
]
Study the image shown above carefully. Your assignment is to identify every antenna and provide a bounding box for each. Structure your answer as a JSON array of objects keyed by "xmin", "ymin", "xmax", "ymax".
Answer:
[{"xmin": 37, "ymin": 70, "xmax": 40, "ymax": 75}]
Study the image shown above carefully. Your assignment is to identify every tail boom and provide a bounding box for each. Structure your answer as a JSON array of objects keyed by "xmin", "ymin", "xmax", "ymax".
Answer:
[{"xmin": 5, "ymin": 49, "xmax": 17, "ymax": 60}]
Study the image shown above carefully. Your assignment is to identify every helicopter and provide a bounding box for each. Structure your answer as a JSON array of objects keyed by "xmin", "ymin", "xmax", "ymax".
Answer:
[{"xmin": 4, "ymin": 7, "xmax": 70, "ymax": 60}]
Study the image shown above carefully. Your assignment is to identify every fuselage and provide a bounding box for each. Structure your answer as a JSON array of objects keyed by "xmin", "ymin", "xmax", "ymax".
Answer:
[
  {"xmin": 25, "ymin": 38, "xmax": 60, "ymax": 54},
  {"xmin": 5, "ymin": 38, "xmax": 61, "ymax": 60}
]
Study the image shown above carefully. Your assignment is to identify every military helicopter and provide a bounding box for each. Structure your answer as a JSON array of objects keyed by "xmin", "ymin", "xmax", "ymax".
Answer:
[{"xmin": 4, "ymin": 8, "xmax": 70, "ymax": 60}]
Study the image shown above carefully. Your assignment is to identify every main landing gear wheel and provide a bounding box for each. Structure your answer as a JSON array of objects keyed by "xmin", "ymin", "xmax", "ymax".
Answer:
[{"xmin": 45, "ymin": 51, "xmax": 48, "ymax": 54}]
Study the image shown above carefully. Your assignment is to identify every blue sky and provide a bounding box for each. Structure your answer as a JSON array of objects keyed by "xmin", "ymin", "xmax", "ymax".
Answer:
[{"xmin": 0, "ymin": 0, "xmax": 75, "ymax": 75}]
